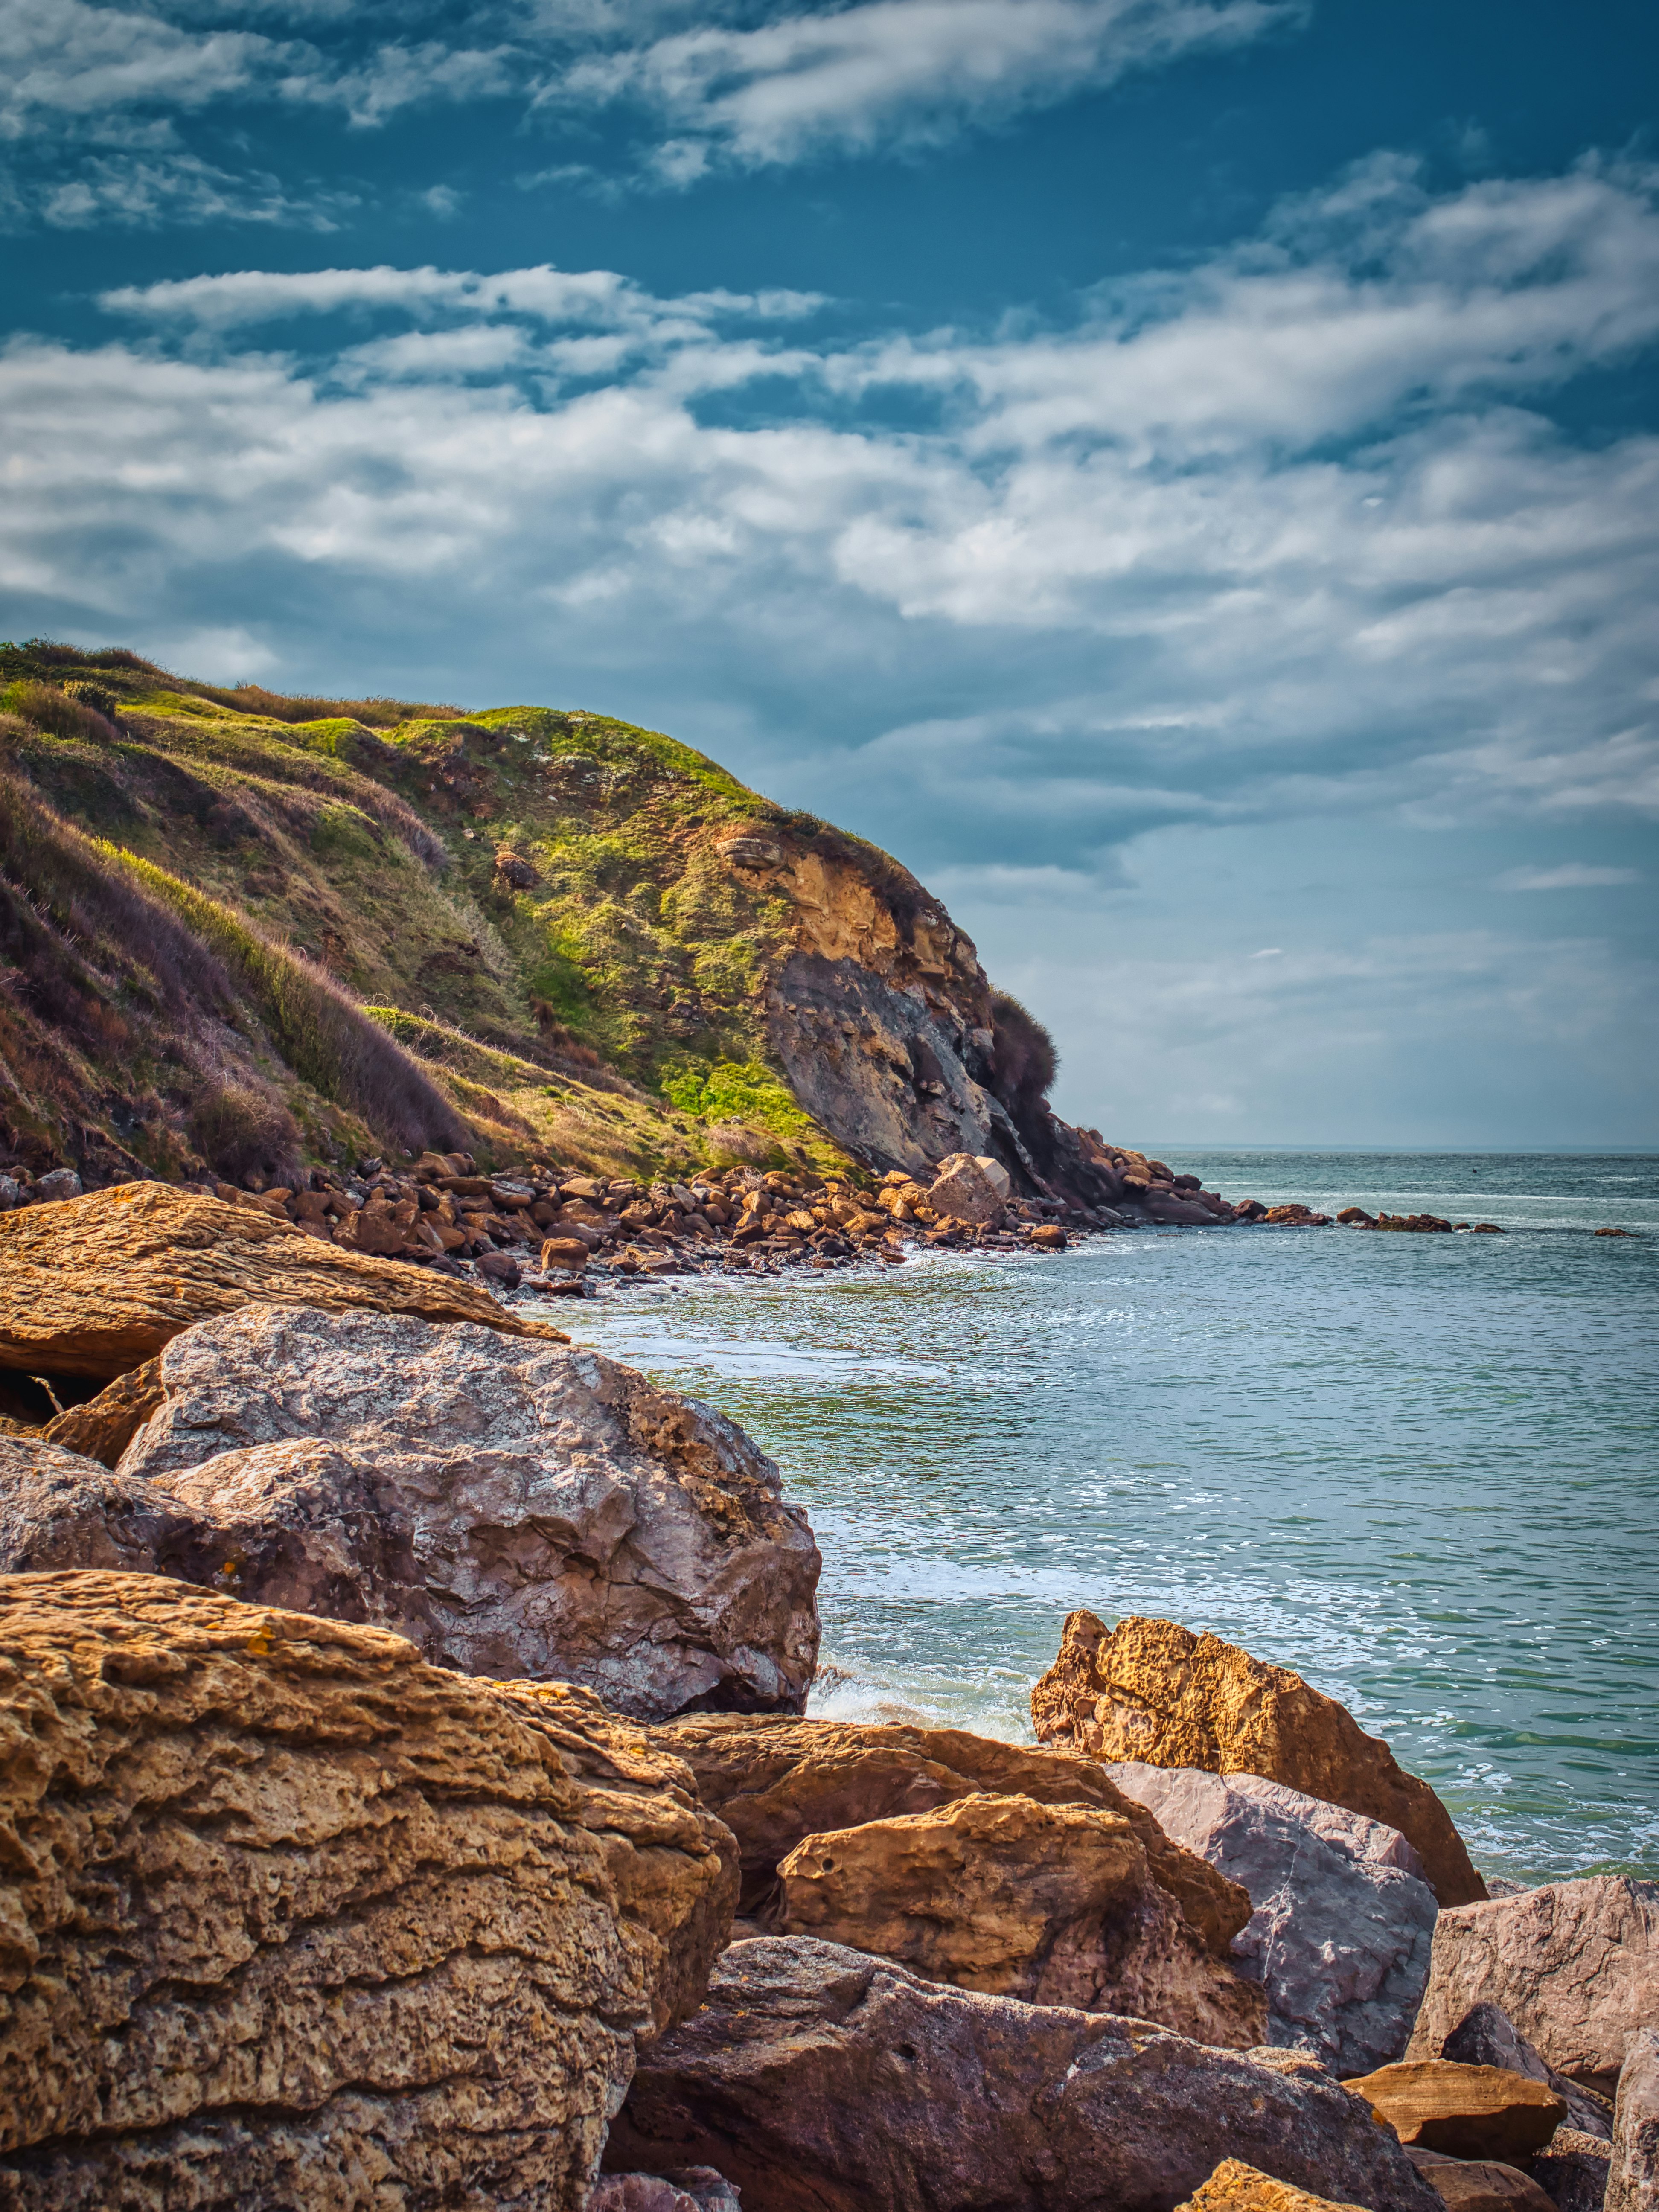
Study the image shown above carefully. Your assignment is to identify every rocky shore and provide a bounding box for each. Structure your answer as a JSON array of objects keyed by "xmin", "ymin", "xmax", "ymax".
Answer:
[{"xmin": 0, "ymin": 1187, "xmax": 1650, "ymax": 2212}]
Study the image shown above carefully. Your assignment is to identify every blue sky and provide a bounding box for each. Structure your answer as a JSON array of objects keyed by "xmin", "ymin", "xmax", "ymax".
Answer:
[{"xmin": 3, "ymin": 0, "xmax": 1656, "ymax": 1144}]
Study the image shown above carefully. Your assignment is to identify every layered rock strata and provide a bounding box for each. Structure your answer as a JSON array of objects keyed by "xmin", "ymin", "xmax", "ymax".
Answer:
[
  {"xmin": 3, "ymin": 1304, "xmax": 822, "ymax": 1722},
  {"xmin": 1033, "ymin": 1612, "xmax": 1487, "ymax": 1907},
  {"xmin": 1105, "ymin": 1761, "xmax": 1439, "ymax": 2075},
  {"xmin": 1178, "ymin": 2163, "xmax": 1372, "ymax": 2212},
  {"xmin": 1345, "ymin": 2064, "xmax": 1566, "ymax": 2162},
  {"xmin": 605, "ymin": 1934, "xmax": 1443, "ymax": 2212},
  {"xmin": 0, "ymin": 1571, "xmax": 737, "ymax": 2210}
]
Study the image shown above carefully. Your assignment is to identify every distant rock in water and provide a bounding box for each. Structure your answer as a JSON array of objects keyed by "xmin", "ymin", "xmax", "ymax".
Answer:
[{"xmin": 1031, "ymin": 1610, "xmax": 1488, "ymax": 1908}]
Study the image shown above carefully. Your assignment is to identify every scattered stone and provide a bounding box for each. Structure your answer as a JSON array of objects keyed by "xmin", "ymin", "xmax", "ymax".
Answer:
[
  {"xmin": 1606, "ymin": 2028, "xmax": 1659, "ymax": 2212},
  {"xmin": 1345, "ymin": 2062, "xmax": 1565, "ymax": 2162},
  {"xmin": 1032, "ymin": 1612, "xmax": 1487, "ymax": 1906},
  {"xmin": 30, "ymin": 1168, "xmax": 84, "ymax": 1204},
  {"xmin": 1530, "ymin": 2130, "xmax": 1612, "ymax": 2212},
  {"xmin": 0, "ymin": 1570, "xmax": 732, "ymax": 2209},
  {"xmin": 1105, "ymin": 1760, "xmax": 1438, "ymax": 2075},
  {"xmin": 0, "ymin": 1181, "xmax": 565, "ymax": 1380},
  {"xmin": 607, "ymin": 1935, "xmax": 1443, "ymax": 2212},
  {"xmin": 1406, "ymin": 1880, "xmax": 1659, "ymax": 2090},
  {"xmin": 474, "ymin": 1249, "xmax": 522, "ymax": 1288},
  {"xmin": 776, "ymin": 1789, "xmax": 1268, "ymax": 2046},
  {"xmin": 1437, "ymin": 2006, "xmax": 1612, "ymax": 2140},
  {"xmin": 1406, "ymin": 2153, "xmax": 1559, "ymax": 2212},
  {"xmin": 111, "ymin": 1303, "xmax": 821, "ymax": 1720},
  {"xmin": 926, "ymin": 1153, "xmax": 1008, "ymax": 1226},
  {"xmin": 1177, "ymin": 2162, "xmax": 1370, "ymax": 2212}
]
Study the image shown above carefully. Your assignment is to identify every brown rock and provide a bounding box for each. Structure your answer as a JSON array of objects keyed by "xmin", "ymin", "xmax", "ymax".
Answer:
[
  {"xmin": 1031, "ymin": 1612, "xmax": 1487, "ymax": 1906},
  {"xmin": 0, "ymin": 1433, "xmax": 202, "ymax": 1574},
  {"xmin": 0, "ymin": 1181, "xmax": 566, "ymax": 1381},
  {"xmin": 648, "ymin": 1714, "xmax": 1250, "ymax": 1956},
  {"xmin": 926, "ymin": 1153, "xmax": 1009, "ymax": 1227},
  {"xmin": 1177, "ymin": 2159, "xmax": 1369, "ymax": 2212},
  {"xmin": 1437, "ymin": 2006, "xmax": 1612, "ymax": 2140},
  {"xmin": 1405, "ymin": 2154, "xmax": 1558, "ymax": 2212},
  {"xmin": 41, "ymin": 1358, "xmax": 163, "ymax": 1466},
  {"xmin": 776, "ymin": 1790, "xmax": 1267, "ymax": 2045},
  {"xmin": 1406, "ymin": 1881, "xmax": 1658, "ymax": 2090},
  {"xmin": 1346, "ymin": 2062, "xmax": 1564, "ymax": 2161},
  {"xmin": 606, "ymin": 1934, "xmax": 1443, "ymax": 2212},
  {"xmin": 1530, "ymin": 2130, "xmax": 1611, "ymax": 2212},
  {"xmin": 1607, "ymin": 2028, "xmax": 1659, "ymax": 2212},
  {"xmin": 1029, "ymin": 1222, "xmax": 1068, "ymax": 1249},
  {"xmin": 0, "ymin": 1570, "xmax": 732, "ymax": 2208},
  {"xmin": 541, "ymin": 1237, "xmax": 594, "ymax": 1271}
]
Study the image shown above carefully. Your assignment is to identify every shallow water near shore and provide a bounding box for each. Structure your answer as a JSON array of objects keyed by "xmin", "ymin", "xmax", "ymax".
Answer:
[{"xmin": 556, "ymin": 1150, "xmax": 1659, "ymax": 1887}]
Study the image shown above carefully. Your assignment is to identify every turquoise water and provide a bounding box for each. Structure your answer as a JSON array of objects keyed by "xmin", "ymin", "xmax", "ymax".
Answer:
[{"xmin": 558, "ymin": 1152, "xmax": 1658, "ymax": 1886}]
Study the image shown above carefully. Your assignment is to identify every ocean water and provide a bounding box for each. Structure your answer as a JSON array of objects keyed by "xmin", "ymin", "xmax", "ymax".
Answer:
[{"xmin": 556, "ymin": 1151, "xmax": 1658, "ymax": 1886}]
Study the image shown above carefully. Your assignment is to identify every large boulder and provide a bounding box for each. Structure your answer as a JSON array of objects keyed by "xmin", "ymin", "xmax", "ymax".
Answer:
[
  {"xmin": 1105, "ymin": 1761, "xmax": 1438, "ymax": 2075},
  {"xmin": 7, "ymin": 1304, "xmax": 822, "ymax": 1722},
  {"xmin": 1407, "ymin": 2155, "xmax": 1558, "ymax": 2212},
  {"xmin": 1435, "ymin": 2006, "xmax": 1613, "ymax": 2141},
  {"xmin": 925, "ymin": 1154, "xmax": 1010, "ymax": 1226},
  {"xmin": 1345, "ymin": 2063, "xmax": 1565, "ymax": 2162},
  {"xmin": 0, "ymin": 1570, "xmax": 737, "ymax": 2209},
  {"xmin": 1606, "ymin": 2028, "xmax": 1659, "ymax": 2212},
  {"xmin": 605, "ymin": 1935, "xmax": 1443, "ymax": 2212},
  {"xmin": 1406, "ymin": 1881, "xmax": 1659, "ymax": 2093},
  {"xmin": 647, "ymin": 1715, "xmax": 1251, "ymax": 1954},
  {"xmin": 776, "ymin": 1790, "xmax": 1268, "ymax": 2046},
  {"xmin": 1178, "ymin": 2163, "xmax": 1371, "ymax": 2212},
  {"xmin": 1032, "ymin": 1612, "xmax": 1487, "ymax": 1907},
  {"xmin": 0, "ymin": 1181, "xmax": 565, "ymax": 1381}
]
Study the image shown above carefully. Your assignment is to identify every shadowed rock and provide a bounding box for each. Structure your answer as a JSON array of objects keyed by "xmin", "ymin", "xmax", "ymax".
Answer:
[{"xmin": 1345, "ymin": 2062, "xmax": 1564, "ymax": 2162}]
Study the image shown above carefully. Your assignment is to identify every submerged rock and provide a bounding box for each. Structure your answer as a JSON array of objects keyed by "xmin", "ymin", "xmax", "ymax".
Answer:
[
  {"xmin": 605, "ymin": 1934, "xmax": 1443, "ymax": 2212},
  {"xmin": 1105, "ymin": 1760, "xmax": 1438, "ymax": 2075},
  {"xmin": 0, "ymin": 1570, "xmax": 735, "ymax": 2209},
  {"xmin": 1032, "ymin": 1612, "xmax": 1487, "ymax": 1907},
  {"xmin": 1406, "ymin": 1881, "xmax": 1659, "ymax": 2092},
  {"xmin": 776, "ymin": 1789, "xmax": 1267, "ymax": 2046}
]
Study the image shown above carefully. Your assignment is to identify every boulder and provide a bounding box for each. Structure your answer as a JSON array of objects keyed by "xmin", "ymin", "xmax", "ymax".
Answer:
[
  {"xmin": 1345, "ymin": 2062, "xmax": 1565, "ymax": 2161},
  {"xmin": 605, "ymin": 1935, "xmax": 1443, "ymax": 2212},
  {"xmin": 1606, "ymin": 2028, "xmax": 1659, "ymax": 2212},
  {"xmin": 647, "ymin": 1715, "xmax": 1251, "ymax": 1955},
  {"xmin": 101, "ymin": 1303, "xmax": 821, "ymax": 1722},
  {"xmin": 0, "ymin": 1570, "xmax": 735, "ymax": 2209},
  {"xmin": 1406, "ymin": 1881, "xmax": 1659, "ymax": 2091},
  {"xmin": 591, "ymin": 2175, "xmax": 741, "ymax": 2212},
  {"xmin": 776, "ymin": 1790, "xmax": 1268, "ymax": 2046},
  {"xmin": 1178, "ymin": 2162, "xmax": 1370, "ymax": 2212},
  {"xmin": 1405, "ymin": 2154, "xmax": 1558, "ymax": 2212},
  {"xmin": 0, "ymin": 1181, "xmax": 566, "ymax": 1381},
  {"xmin": 1105, "ymin": 1761, "xmax": 1438, "ymax": 2075},
  {"xmin": 925, "ymin": 1154, "xmax": 1007, "ymax": 1226},
  {"xmin": 39, "ymin": 1358, "xmax": 163, "ymax": 1467},
  {"xmin": 1032, "ymin": 1612, "xmax": 1487, "ymax": 1907},
  {"xmin": 1436, "ymin": 2007, "xmax": 1612, "ymax": 2141},
  {"xmin": 1529, "ymin": 2131, "xmax": 1611, "ymax": 2212}
]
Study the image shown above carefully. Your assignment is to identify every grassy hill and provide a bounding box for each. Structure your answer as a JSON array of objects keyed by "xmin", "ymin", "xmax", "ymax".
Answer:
[{"xmin": 0, "ymin": 638, "xmax": 1067, "ymax": 1196}]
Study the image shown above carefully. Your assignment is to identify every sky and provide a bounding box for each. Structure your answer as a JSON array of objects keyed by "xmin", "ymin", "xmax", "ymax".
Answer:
[{"xmin": 3, "ymin": 0, "xmax": 1656, "ymax": 1146}]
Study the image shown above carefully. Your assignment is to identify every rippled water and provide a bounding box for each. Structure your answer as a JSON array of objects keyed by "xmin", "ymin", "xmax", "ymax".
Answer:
[{"xmin": 556, "ymin": 1152, "xmax": 1658, "ymax": 1886}]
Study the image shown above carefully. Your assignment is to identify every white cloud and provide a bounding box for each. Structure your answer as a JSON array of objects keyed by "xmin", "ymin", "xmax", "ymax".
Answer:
[
  {"xmin": 1496, "ymin": 863, "xmax": 1642, "ymax": 891},
  {"xmin": 40, "ymin": 148, "xmax": 355, "ymax": 226}
]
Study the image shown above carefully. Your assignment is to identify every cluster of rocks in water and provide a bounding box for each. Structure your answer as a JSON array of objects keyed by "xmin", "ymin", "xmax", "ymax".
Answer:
[{"xmin": 0, "ymin": 1185, "xmax": 1651, "ymax": 2212}]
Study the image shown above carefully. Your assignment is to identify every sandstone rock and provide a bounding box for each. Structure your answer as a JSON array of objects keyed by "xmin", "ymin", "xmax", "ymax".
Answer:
[
  {"xmin": 1032, "ymin": 1612, "xmax": 1487, "ymax": 1907},
  {"xmin": 606, "ymin": 1935, "xmax": 1443, "ymax": 2212},
  {"xmin": 113, "ymin": 1304, "xmax": 821, "ymax": 1720},
  {"xmin": 1437, "ymin": 2007, "xmax": 1612, "ymax": 2140},
  {"xmin": 1105, "ymin": 1761, "xmax": 1438, "ymax": 2075},
  {"xmin": 39, "ymin": 1357, "xmax": 163, "ymax": 1466},
  {"xmin": 1530, "ymin": 2131, "xmax": 1611, "ymax": 2212},
  {"xmin": 0, "ymin": 1570, "xmax": 731, "ymax": 2209},
  {"xmin": 777, "ymin": 1790, "xmax": 1267, "ymax": 2046},
  {"xmin": 1406, "ymin": 2154, "xmax": 1559, "ymax": 2212},
  {"xmin": 1606, "ymin": 2029, "xmax": 1659, "ymax": 2212},
  {"xmin": 1345, "ymin": 2062, "xmax": 1565, "ymax": 2161},
  {"xmin": 541, "ymin": 1237, "xmax": 594, "ymax": 1271},
  {"xmin": 648, "ymin": 1715, "xmax": 1251, "ymax": 1955},
  {"xmin": 1029, "ymin": 1222, "xmax": 1068, "ymax": 1249},
  {"xmin": 1178, "ymin": 2161, "xmax": 1370, "ymax": 2212},
  {"xmin": 1406, "ymin": 1881, "xmax": 1659, "ymax": 2090},
  {"xmin": 926, "ymin": 1153, "xmax": 1006, "ymax": 1226},
  {"xmin": 0, "ymin": 1181, "xmax": 566, "ymax": 1381}
]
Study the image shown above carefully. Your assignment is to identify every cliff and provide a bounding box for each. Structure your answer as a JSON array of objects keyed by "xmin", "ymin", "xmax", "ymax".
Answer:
[{"xmin": 0, "ymin": 638, "xmax": 1181, "ymax": 1214}]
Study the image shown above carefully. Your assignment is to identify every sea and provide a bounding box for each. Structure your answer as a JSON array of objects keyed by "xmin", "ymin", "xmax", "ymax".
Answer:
[{"xmin": 554, "ymin": 1151, "xmax": 1658, "ymax": 1889}]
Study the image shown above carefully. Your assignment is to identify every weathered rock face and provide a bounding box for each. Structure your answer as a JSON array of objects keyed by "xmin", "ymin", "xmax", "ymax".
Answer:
[
  {"xmin": 1033, "ymin": 1612, "xmax": 1487, "ymax": 1908},
  {"xmin": 1436, "ymin": 2007, "xmax": 1613, "ymax": 2141},
  {"xmin": 1606, "ymin": 2029, "xmax": 1659, "ymax": 2212},
  {"xmin": 1345, "ymin": 2064, "xmax": 1565, "ymax": 2162},
  {"xmin": 647, "ymin": 1715, "xmax": 1251, "ymax": 1955},
  {"xmin": 606, "ymin": 1935, "xmax": 1443, "ymax": 2212},
  {"xmin": 0, "ymin": 1182, "xmax": 565, "ymax": 1380},
  {"xmin": 1406, "ymin": 1881, "xmax": 1659, "ymax": 2091},
  {"xmin": 0, "ymin": 1570, "xmax": 736, "ymax": 2211},
  {"xmin": 104, "ymin": 1303, "xmax": 821, "ymax": 1721},
  {"xmin": 590, "ymin": 2173, "xmax": 742, "ymax": 2212},
  {"xmin": 1530, "ymin": 2130, "xmax": 1612, "ymax": 2212},
  {"xmin": 776, "ymin": 1790, "xmax": 1267, "ymax": 2046},
  {"xmin": 1178, "ymin": 2162, "xmax": 1370, "ymax": 2212},
  {"xmin": 1105, "ymin": 1761, "xmax": 1438, "ymax": 2076}
]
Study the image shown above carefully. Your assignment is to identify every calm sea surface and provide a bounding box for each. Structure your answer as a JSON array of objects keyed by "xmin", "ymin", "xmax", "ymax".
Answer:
[{"xmin": 556, "ymin": 1152, "xmax": 1658, "ymax": 1886}]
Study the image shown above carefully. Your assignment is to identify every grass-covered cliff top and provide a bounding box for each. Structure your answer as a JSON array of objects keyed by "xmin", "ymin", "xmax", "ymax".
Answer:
[{"xmin": 0, "ymin": 637, "xmax": 886, "ymax": 1187}]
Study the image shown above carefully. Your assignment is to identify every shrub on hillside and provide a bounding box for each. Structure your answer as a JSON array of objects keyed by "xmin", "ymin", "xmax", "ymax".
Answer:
[
  {"xmin": 189, "ymin": 1080, "xmax": 300, "ymax": 1182},
  {"xmin": 0, "ymin": 680, "xmax": 118, "ymax": 745},
  {"xmin": 988, "ymin": 990, "xmax": 1058, "ymax": 1120}
]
